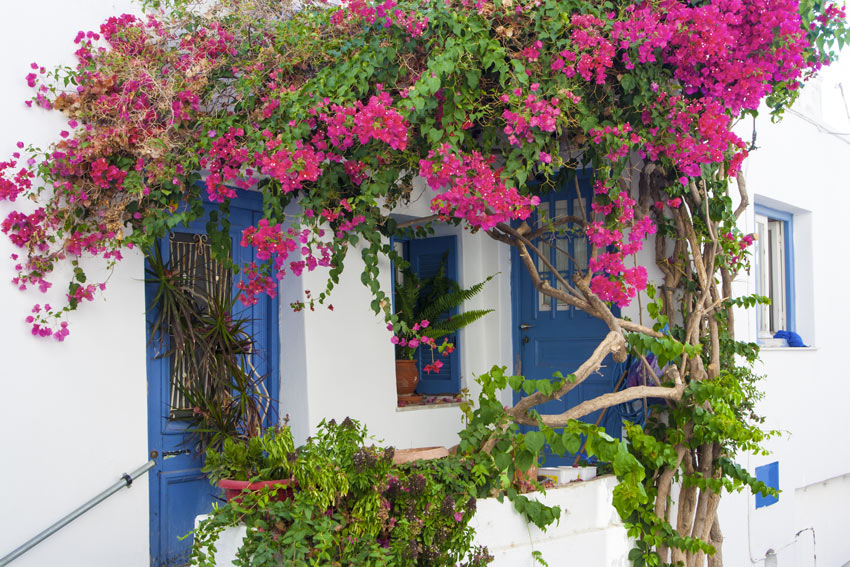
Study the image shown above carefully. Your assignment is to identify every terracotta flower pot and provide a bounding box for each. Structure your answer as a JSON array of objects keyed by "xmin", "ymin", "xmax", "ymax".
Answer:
[
  {"xmin": 218, "ymin": 478, "xmax": 294, "ymax": 503},
  {"xmin": 395, "ymin": 359, "xmax": 419, "ymax": 396}
]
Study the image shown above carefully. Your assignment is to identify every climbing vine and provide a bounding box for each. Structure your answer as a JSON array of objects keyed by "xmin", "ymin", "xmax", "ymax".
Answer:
[{"xmin": 1, "ymin": 0, "xmax": 847, "ymax": 564}]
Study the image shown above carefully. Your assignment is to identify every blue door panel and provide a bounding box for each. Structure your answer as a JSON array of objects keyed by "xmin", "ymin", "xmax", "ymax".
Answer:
[
  {"xmin": 161, "ymin": 470, "xmax": 214, "ymax": 565},
  {"xmin": 513, "ymin": 170, "xmax": 622, "ymax": 466},
  {"xmin": 148, "ymin": 191, "xmax": 278, "ymax": 566}
]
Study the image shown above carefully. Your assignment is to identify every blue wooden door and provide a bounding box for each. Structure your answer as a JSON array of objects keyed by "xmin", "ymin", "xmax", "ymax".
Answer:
[
  {"xmin": 146, "ymin": 191, "xmax": 279, "ymax": 566},
  {"xmin": 513, "ymin": 170, "xmax": 622, "ymax": 466}
]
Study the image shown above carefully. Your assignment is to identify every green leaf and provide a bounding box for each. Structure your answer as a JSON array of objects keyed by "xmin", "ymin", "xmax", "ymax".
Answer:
[
  {"xmin": 516, "ymin": 449, "xmax": 534, "ymax": 472},
  {"xmin": 563, "ymin": 432, "xmax": 581, "ymax": 454},
  {"xmin": 508, "ymin": 374, "xmax": 525, "ymax": 391},
  {"xmin": 536, "ymin": 379, "xmax": 553, "ymax": 396},
  {"xmin": 525, "ymin": 431, "xmax": 546, "ymax": 454},
  {"xmin": 494, "ymin": 450, "xmax": 513, "ymax": 471}
]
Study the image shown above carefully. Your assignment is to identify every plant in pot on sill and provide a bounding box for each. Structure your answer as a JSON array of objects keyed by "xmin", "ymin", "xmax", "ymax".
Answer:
[
  {"xmin": 392, "ymin": 256, "xmax": 495, "ymax": 403},
  {"xmin": 202, "ymin": 425, "xmax": 296, "ymax": 502}
]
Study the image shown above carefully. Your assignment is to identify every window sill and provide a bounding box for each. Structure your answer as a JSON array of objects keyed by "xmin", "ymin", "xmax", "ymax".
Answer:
[
  {"xmin": 759, "ymin": 346, "xmax": 817, "ymax": 352},
  {"xmin": 396, "ymin": 395, "xmax": 463, "ymax": 412}
]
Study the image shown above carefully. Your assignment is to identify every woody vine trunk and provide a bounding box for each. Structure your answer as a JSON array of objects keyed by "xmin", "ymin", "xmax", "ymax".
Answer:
[{"xmin": 482, "ymin": 166, "xmax": 761, "ymax": 567}]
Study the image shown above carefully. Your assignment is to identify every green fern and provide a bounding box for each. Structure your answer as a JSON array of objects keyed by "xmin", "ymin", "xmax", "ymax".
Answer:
[
  {"xmin": 393, "ymin": 252, "xmax": 495, "ymax": 359},
  {"xmin": 423, "ymin": 309, "xmax": 495, "ymax": 339},
  {"xmin": 418, "ymin": 275, "xmax": 496, "ymax": 324}
]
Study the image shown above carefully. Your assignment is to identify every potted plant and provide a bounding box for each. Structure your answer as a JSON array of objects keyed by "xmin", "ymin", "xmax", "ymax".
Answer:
[
  {"xmin": 202, "ymin": 425, "xmax": 296, "ymax": 502},
  {"xmin": 392, "ymin": 254, "xmax": 495, "ymax": 402}
]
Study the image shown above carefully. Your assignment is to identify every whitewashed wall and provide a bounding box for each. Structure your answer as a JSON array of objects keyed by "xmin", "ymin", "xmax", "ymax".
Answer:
[
  {"xmin": 0, "ymin": 2, "xmax": 148, "ymax": 567},
  {"xmin": 279, "ymin": 180, "xmax": 515, "ymax": 448},
  {"xmin": 719, "ymin": 53, "xmax": 850, "ymax": 567},
  {"xmin": 3, "ymin": 2, "xmax": 848, "ymax": 567}
]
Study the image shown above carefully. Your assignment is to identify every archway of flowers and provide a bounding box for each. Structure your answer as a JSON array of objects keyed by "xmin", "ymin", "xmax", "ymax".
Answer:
[{"xmin": 1, "ymin": 0, "xmax": 846, "ymax": 564}]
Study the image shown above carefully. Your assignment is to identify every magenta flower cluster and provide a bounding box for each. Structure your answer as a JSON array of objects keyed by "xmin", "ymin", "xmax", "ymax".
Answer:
[
  {"xmin": 420, "ymin": 144, "xmax": 540, "ymax": 230},
  {"xmin": 0, "ymin": 0, "xmax": 843, "ymax": 341}
]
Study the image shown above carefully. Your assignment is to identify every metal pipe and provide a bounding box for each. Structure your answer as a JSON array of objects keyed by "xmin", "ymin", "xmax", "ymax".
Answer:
[{"xmin": 0, "ymin": 459, "xmax": 156, "ymax": 567}]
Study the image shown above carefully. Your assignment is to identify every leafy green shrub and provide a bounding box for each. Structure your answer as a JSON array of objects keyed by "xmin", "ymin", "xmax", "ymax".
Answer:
[
  {"xmin": 202, "ymin": 426, "xmax": 295, "ymax": 485},
  {"xmin": 192, "ymin": 419, "xmax": 493, "ymax": 567}
]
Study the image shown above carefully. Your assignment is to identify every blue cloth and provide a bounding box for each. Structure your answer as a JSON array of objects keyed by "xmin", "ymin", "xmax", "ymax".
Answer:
[{"xmin": 773, "ymin": 330, "xmax": 807, "ymax": 347}]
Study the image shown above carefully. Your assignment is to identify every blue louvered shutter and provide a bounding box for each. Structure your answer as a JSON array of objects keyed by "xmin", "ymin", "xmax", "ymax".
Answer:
[{"xmin": 407, "ymin": 236, "xmax": 461, "ymax": 394}]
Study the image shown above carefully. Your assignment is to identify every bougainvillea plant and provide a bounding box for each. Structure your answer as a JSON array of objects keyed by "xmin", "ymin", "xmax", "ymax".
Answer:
[{"xmin": 1, "ymin": 0, "xmax": 847, "ymax": 564}]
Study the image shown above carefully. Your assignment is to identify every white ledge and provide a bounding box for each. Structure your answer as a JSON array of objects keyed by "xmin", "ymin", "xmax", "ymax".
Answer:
[{"xmin": 395, "ymin": 402, "xmax": 462, "ymax": 412}]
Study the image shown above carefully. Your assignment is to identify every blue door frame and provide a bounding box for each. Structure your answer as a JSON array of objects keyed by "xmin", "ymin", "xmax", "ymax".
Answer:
[
  {"xmin": 510, "ymin": 169, "xmax": 623, "ymax": 466},
  {"xmin": 146, "ymin": 190, "xmax": 279, "ymax": 566}
]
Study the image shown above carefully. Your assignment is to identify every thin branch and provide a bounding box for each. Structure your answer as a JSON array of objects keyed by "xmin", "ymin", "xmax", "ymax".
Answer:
[
  {"xmin": 396, "ymin": 214, "xmax": 441, "ymax": 228},
  {"xmin": 639, "ymin": 353, "xmax": 663, "ymax": 386},
  {"xmin": 525, "ymin": 215, "xmax": 587, "ymax": 242},
  {"xmin": 733, "ymin": 171, "xmax": 750, "ymax": 219},
  {"xmin": 529, "ymin": 384, "xmax": 684, "ymax": 427},
  {"xmin": 509, "ymin": 331, "xmax": 626, "ymax": 419},
  {"xmin": 495, "ymin": 222, "xmax": 586, "ymax": 304}
]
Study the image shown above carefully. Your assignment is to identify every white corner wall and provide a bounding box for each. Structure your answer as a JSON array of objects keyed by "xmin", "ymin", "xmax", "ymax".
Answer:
[
  {"xmin": 719, "ymin": 52, "xmax": 850, "ymax": 567},
  {"xmin": 279, "ymin": 192, "xmax": 516, "ymax": 448},
  {"xmin": 0, "ymin": 3, "xmax": 149, "ymax": 567}
]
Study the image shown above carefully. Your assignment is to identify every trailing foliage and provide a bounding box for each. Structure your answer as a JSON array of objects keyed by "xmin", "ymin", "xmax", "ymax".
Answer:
[
  {"xmin": 146, "ymin": 245, "xmax": 271, "ymax": 451},
  {"xmin": 192, "ymin": 418, "xmax": 494, "ymax": 567}
]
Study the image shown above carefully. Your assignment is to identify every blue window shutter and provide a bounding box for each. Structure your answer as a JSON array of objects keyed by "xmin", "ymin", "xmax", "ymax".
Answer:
[
  {"xmin": 755, "ymin": 461, "xmax": 779, "ymax": 508},
  {"xmin": 407, "ymin": 236, "xmax": 461, "ymax": 394}
]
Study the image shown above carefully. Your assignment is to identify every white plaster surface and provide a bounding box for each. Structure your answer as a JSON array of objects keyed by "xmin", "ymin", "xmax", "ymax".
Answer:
[
  {"xmin": 718, "ymin": 50, "xmax": 850, "ymax": 567},
  {"xmin": 0, "ymin": 3, "xmax": 149, "ymax": 567},
  {"xmin": 279, "ymin": 198, "xmax": 515, "ymax": 448}
]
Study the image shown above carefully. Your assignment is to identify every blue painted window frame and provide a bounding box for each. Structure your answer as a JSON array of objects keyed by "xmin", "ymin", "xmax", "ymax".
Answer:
[
  {"xmin": 754, "ymin": 204, "xmax": 796, "ymax": 335},
  {"xmin": 392, "ymin": 234, "xmax": 462, "ymax": 395},
  {"xmin": 755, "ymin": 461, "xmax": 780, "ymax": 508}
]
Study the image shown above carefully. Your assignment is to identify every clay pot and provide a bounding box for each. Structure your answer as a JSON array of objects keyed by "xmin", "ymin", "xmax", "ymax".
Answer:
[
  {"xmin": 218, "ymin": 478, "xmax": 294, "ymax": 503},
  {"xmin": 395, "ymin": 359, "xmax": 419, "ymax": 396}
]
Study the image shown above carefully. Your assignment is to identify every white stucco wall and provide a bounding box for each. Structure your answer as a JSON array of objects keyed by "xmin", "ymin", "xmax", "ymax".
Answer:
[
  {"xmin": 3, "ymin": 2, "xmax": 848, "ymax": 566},
  {"xmin": 719, "ymin": 52, "xmax": 850, "ymax": 567},
  {"xmin": 279, "ymin": 182, "xmax": 516, "ymax": 448},
  {"xmin": 0, "ymin": 2, "xmax": 148, "ymax": 567}
]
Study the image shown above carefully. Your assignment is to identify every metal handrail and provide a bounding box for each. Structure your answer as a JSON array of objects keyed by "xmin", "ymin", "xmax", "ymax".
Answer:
[{"xmin": 0, "ymin": 459, "xmax": 156, "ymax": 567}]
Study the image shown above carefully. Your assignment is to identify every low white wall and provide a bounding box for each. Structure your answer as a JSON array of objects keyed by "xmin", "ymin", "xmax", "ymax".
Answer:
[
  {"xmin": 0, "ymin": 4, "xmax": 148, "ymax": 567},
  {"xmin": 198, "ymin": 475, "xmax": 631, "ymax": 567},
  {"xmin": 471, "ymin": 475, "xmax": 631, "ymax": 567}
]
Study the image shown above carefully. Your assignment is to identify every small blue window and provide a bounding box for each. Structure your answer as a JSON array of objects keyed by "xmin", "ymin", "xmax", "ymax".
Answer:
[
  {"xmin": 755, "ymin": 461, "xmax": 779, "ymax": 508},
  {"xmin": 393, "ymin": 235, "xmax": 461, "ymax": 395},
  {"xmin": 754, "ymin": 204, "xmax": 795, "ymax": 340}
]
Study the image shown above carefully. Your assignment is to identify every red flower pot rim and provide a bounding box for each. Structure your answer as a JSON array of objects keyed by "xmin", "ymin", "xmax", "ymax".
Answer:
[{"xmin": 218, "ymin": 478, "xmax": 294, "ymax": 502}]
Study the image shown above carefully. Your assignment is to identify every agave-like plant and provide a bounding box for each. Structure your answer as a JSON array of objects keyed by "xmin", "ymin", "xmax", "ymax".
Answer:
[
  {"xmin": 145, "ymin": 243, "xmax": 272, "ymax": 453},
  {"xmin": 393, "ymin": 253, "xmax": 494, "ymax": 360}
]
